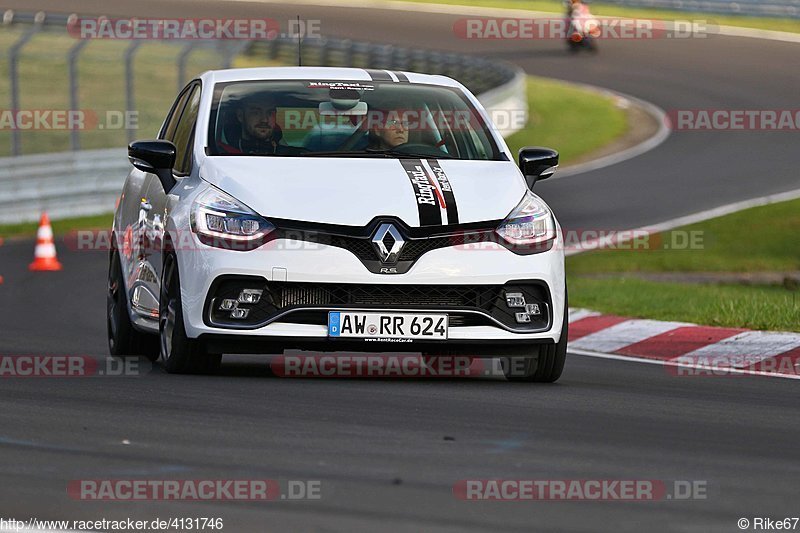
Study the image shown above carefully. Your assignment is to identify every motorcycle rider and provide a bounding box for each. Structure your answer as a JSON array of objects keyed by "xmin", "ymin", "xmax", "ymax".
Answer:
[{"xmin": 565, "ymin": 0, "xmax": 599, "ymax": 51}]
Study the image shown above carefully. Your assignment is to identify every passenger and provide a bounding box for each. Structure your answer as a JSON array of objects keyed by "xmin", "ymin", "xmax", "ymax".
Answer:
[{"xmin": 367, "ymin": 109, "xmax": 409, "ymax": 150}]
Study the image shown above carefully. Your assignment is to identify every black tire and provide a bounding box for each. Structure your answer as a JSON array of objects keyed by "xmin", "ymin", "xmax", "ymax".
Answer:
[
  {"xmin": 107, "ymin": 249, "xmax": 160, "ymax": 361},
  {"xmin": 160, "ymin": 253, "xmax": 222, "ymax": 375},
  {"xmin": 502, "ymin": 288, "xmax": 568, "ymax": 383},
  {"xmin": 567, "ymin": 38, "xmax": 581, "ymax": 53}
]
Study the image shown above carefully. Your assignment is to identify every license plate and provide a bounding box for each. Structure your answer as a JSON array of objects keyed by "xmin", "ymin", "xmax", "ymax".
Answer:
[{"xmin": 328, "ymin": 312, "xmax": 448, "ymax": 341}]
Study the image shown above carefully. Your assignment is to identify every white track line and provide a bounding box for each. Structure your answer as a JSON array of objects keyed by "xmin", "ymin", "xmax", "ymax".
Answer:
[
  {"xmin": 568, "ymin": 347, "xmax": 800, "ymax": 380},
  {"xmin": 565, "ymin": 187, "xmax": 800, "ymax": 256},
  {"xmin": 555, "ymin": 85, "xmax": 671, "ymax": 178}
]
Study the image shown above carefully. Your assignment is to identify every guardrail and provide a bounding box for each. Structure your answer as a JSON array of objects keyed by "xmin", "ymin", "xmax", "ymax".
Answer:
[
  {"xmin": 0, "ymin": 148, "xmax": 126, "ymax": 224},
  {"xmin": 600, "ymin": 0, "xmax": 800, "ymax": 19},
  {"xmin": 0, "ymin": 13, "xmax": 527, "ymax": 224}
]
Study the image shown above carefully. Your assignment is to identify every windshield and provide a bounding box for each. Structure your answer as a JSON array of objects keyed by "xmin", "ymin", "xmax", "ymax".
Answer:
[{"xmin": 207, "ymin": 80, "xmax": 502, "ymax": 160}]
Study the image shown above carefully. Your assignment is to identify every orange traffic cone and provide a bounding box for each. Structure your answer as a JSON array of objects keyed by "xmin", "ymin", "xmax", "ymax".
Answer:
[{"xmin": 29, "ymin": 213, "xmax": 62, "ymax": 272}]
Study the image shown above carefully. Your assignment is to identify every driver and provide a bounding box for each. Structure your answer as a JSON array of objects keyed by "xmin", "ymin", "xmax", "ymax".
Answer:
[
  {"xmin": 367, "ymin": 109, "xmax": 409, "ymax": 150},
  {"xmin": 237, "ymin": 95, "xmax": 281, "ymax": 154},
  {"xmin": 220, "ymin": 94, "xmax": 285, "ymax": 155}
]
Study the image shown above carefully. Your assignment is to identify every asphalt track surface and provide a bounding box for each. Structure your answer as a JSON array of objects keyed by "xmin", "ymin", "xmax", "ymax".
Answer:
[{"xmin": 1, "ymin": 1, "xmax": 799, "ymax": 531}]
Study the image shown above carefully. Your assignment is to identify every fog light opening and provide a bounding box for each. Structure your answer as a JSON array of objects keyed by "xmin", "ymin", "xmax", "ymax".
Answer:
[
  {"xmin": 505, "ymin": 292, "xmax": 526, "ymax": 308},
  {"xmin": 219, "ymin": 299, "xmax": 238, "ymax": 311},
  {"xmin": 238, "ymin": 289, "xmax": 263, "ymax": 304},
  {"xmin": 230, "ymin": 307, "xmax": 250, "ymax": 320}
]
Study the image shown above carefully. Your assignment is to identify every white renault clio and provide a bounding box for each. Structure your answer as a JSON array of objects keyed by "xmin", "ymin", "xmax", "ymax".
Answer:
[{"xmin": 108, "ymin": 67, "xmax": 567, "ymax": 381}]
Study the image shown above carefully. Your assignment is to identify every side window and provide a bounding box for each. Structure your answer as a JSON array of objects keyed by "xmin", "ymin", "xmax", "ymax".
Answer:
[
  {"xmin": 172, "ymin": 86, "xmax": 201, "ymax": 175},
  {"xmin": 160, "ymin": 87, "xmax": 193, "ymax": 141}
]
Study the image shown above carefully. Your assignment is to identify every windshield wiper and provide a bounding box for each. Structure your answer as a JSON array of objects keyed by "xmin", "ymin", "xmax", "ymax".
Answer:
[
  {"xmin": 368, "ymin": 149, "xmax": 456, "ymax": 160},
  {"xmin": 300, "ymin": 149, "xmax": 456, "ymax": 159}
]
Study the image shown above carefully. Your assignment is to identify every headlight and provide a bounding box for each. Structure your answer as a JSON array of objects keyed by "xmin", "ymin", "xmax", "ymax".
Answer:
[
  {"xmin": 495, "ymin": 191, "xmax": 557, "ymax": 251},
  {"xmin": 191, "ymin": 187, "xmax": 275, "ymax": 250}
]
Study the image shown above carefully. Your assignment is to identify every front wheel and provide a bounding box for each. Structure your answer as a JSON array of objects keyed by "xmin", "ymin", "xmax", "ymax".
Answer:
[
  {"xmin": 159, "ymin": 254, "xmax": 222, "ymax": 374},
  {"xmin": 107, "ymin": 249, "xmax": 159, "ymax": 361},
  {"xmin": 502, "ymin": 289, "xmax": 568, "ymax": 383}
]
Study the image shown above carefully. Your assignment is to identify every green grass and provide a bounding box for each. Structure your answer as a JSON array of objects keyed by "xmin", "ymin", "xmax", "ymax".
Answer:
[
  {"xmin": 507, "ymin": 76, "xmax": 628, "ymax": 165},
  {"xmin": 569, "ymin": 277, "xmax": 800, "ymax": 332},
  {"xmin": 397, "ymin": 0, "xmax": 800, "ymax": 34},
  {"xmin": 567, "ymin": 198, "xmax": 800, "ymax": 331},
  {"xmin": 0, "ymin": 213, "xmax": 114, "ymax": 240},
  {"xmin": 568, "ymin": 198, "xmax": 800, "ymax": 274}
]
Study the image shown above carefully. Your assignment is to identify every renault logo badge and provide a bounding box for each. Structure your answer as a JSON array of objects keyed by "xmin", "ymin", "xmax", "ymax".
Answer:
[{"xmin": 371, "ymin": 223, "xmax": 405, "ymax": 263}]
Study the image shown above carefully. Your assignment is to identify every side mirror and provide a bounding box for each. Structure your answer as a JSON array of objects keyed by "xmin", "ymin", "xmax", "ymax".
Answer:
[
  {"xmin": 518, "ymin": 147, "xmax": 559, "ymax": 189},
  {"xmin": 128, "ymin": 140, "xmax": 177, "ymax": 192}
]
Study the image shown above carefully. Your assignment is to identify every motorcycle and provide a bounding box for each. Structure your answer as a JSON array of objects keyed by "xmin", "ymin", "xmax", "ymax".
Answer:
[{"xmin": 566, "ymin": 1, "xmax": 601, "ymax": 52}]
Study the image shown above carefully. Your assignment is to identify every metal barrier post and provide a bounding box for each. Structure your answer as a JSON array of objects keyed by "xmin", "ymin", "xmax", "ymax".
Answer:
[
  {"xmin": 7, "ymin": 11, "xmax": 45, "ymax": 156},
  {"xmin": 124, "ymin": 40, "xmax": 142, "ymax": 145},
  {"xmin": 221, "ymin": 41, "xmax": 248, "ymax": 69},
  {"xmin": 68, "ymin": 38, "xmax": 89, "ymax": 151},
  {"xmin": 177, "ymin": 41, "xmax": 197, "ymax": 91}
]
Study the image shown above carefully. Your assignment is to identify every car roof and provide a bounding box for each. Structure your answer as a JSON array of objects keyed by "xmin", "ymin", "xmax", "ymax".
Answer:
[{"xmin": 199, "ymin": 66, "xmax": 463, "ymax": 88}]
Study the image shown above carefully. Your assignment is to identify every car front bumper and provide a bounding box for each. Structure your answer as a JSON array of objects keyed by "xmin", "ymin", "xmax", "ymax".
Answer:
[{"xmin": 174, "ymin": 231, "xmax": 566, "ymax": 349}]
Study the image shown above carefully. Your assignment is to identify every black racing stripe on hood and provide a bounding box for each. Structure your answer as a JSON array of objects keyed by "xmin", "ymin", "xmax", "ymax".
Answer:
[
  {"xmin": 393, "ymin": 71, "xmax": 410, "ymax": 83},
  {"xmin": 399, "ymin": 159, "xmax": 443, "ymax": 227},
  {"xmin": 427, "ymin": 159, "xmax": 459, "ymax": 225}
]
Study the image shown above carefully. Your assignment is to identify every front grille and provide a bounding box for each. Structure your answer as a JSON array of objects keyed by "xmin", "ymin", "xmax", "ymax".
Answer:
[
  {"xmin": 205, "ymin": 278, "xmax": 551, "ymax": 332},
  {"xmin": 328, "ymin": 236, "xmax": 376, "ymax": 261},
  {"xmin": 398, "ymin": 235, "xmax": 465, "ymax": 261},
  {"xmin": 326, "ymin": 232, "xmax": 491, "ymax": 263},
  {"xmin": 274, "ymin": 283, "xmax": 497, "ymax": 309}
]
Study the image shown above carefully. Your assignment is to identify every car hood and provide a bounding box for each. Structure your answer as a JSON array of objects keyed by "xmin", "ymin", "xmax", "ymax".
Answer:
[{"xmin": 200, "ymin": 156, "xmax": 527, "ymax": 227}]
